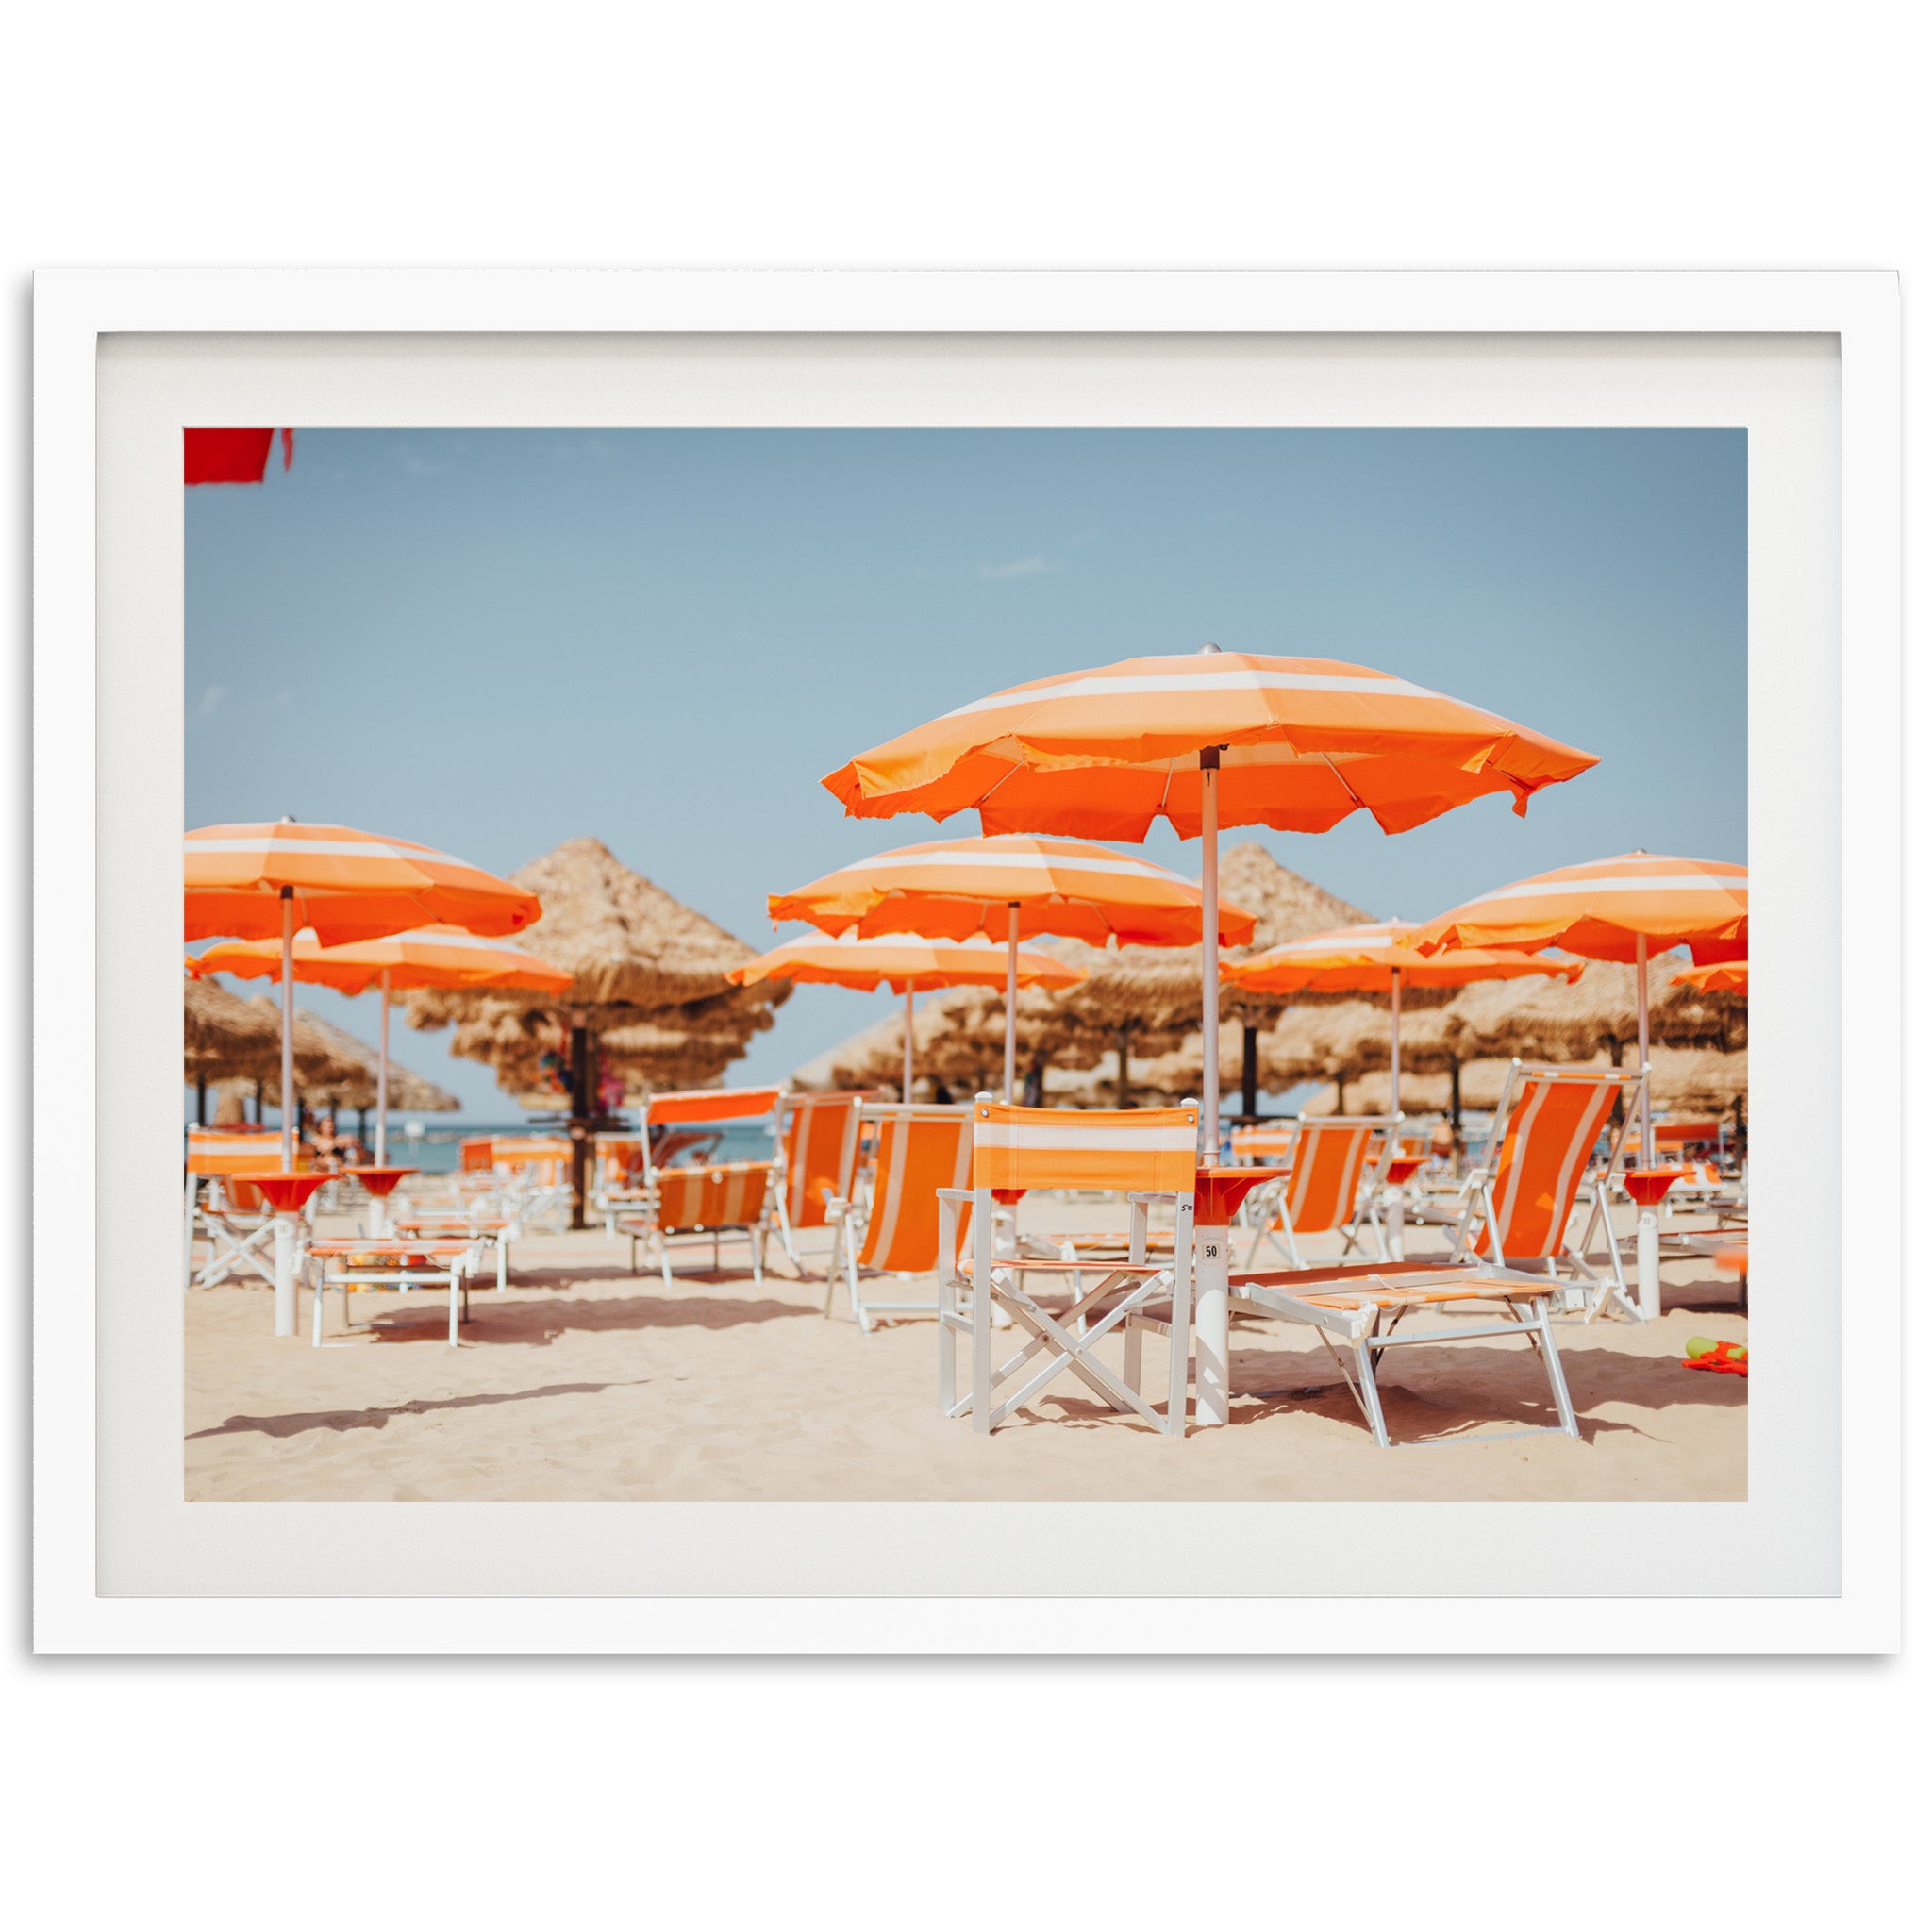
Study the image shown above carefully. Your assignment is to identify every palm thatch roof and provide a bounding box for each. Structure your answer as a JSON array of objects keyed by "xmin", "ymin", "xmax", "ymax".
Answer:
[
  {"xmin": 1440, "ymin": 959, "xmax": 1746, "ymax": 1062},
  {"xmin": 245, "ymin": 1002, "xmax": 459, "ymax": 1111},
  {"xmin": 402, "ymin": 836, "xmax": 790, "ymax": 1026},
  {"xmin": 1040, "ymin": 844, "xmax": 1377, "ymax": 1034},
  {"xmin": 186, "ymin": 978, "xmax": 349, "ymax": 1086},
  {"xmin": 400, "ymin": 836, "xmax": 790, "ymax": 1100}
]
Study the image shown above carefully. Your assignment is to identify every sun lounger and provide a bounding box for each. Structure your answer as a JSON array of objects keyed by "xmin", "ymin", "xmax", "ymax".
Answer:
[
  {"xmin": 1448, "ymin": 1059, "xmax": 1647, "ymax": 1322},
  {"xmin": 773, "ymin": 1091, "xmax": 870, "ymax": 1277},
  {"xmin": 939, "ymin": 1099, "xmax": 1200, "ymax": 1435},
  {"xmin": 1224, "ymin": 1258, "xmax": 1581, "ymax": 1447},
  {"xmin": 305, "ymin": 1236, "xmax": 482, "ymax": 1346},
  {"xmin": 390, "ymin": 1207, "xmax": 515, "ymax": 1289},
  {"xmin": 825, "ymin": 1103, "xmax": 974, "ymax": 1331},
  {"xmin": 1240, "ymin": 1113, "xmax": 1399, "ymax": 1268},
  {"xmin": 616, "ymin": 1086, "xmax": 782, "ymax": 1287}
]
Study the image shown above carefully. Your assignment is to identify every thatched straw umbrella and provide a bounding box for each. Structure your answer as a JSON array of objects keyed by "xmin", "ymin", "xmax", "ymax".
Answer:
[
  {"xmin": 185, "ymin": 977, "xmax": 352, "ymax": 1125},
  {"xmin": 247, "ymin": 1002, "xmax": 458, "ymax": 1116},
  {"xmin": 401, "ymin": 837, "xmax": 790, "ymax": 1223},
  {"xmin": 1441, "ymin": 958, "xmax": 1746, "ymax": 1065},
  {"xmin": 1018, "ymin": 845, "xmax": 1375, "ymax": 1113}
]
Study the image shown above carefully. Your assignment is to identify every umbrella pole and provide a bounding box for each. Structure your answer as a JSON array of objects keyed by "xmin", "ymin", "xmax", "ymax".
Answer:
[
  {"xmin": 903, "ymin": 985, "xmax": 915, "ymax": 1102},
  {"xmin": 375, "ymin": 968, "xmax": 391, "ymax": 1169},
  {"xmin": 1193, "ymin": 744, "xmax": 1227, "ymax": 1430},
  {"xmin": 1003, "ymin": 901, "xmax": 1020, "ymax": 1103},
  {"xmin": 1636, "ymin": 935, "xmax": 1653, "ymax": 1165},
  {"xmin": 278, "ymin": 889, "xmax": 296, "ymax": 1171},
  {"xmin": 274, "ymin": 887, "xmax": 298, "ymax": 1339},
  {"xmin": 1199, "ymin": 747, "xmax": 1221, "ymax": 1148},
  {"xmin": 1390, "ymin": 968, "xmax": 1403, "ymax": 1108}
]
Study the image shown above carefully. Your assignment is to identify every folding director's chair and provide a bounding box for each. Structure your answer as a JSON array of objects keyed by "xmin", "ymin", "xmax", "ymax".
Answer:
[
  {"xmin": 939, "ymin": 1099, "xmax": 1200, "ymax": 1437},
  {"xmin": 617, "ymin": 1086, "xmax": 783, "ymax": 1286},
  {"xmin": 183, "ymin": 1127, "xmax": 305, "ymax": 1292}
]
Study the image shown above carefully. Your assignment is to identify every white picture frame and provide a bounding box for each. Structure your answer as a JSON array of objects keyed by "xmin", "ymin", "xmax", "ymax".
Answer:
[{"xmin": 35, "ymin": 269, "xmax": 1901, "ymax": 1653}]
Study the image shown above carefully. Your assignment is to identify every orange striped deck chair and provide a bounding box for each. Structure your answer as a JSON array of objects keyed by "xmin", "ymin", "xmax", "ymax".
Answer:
[
  {"xmin": 939, "ymin": 1099, "xmax": 1199, "ymax": 1437},
  {"xmin": 487, "ymin": 1135, "xmax": 573, "ymax": 1233},
  {"xmin": 618, "ymin": 1087, "xmax": 782, "ymax": 1287},
  {"xmin": 772, "ymin": 1091, "xmax": 871, "ymax": 1278},
  {"xmin": 1229, "ymin": 1124, "xmax": 1297, "ymax": 1166},
  {"xmin": 825, "ymin": 1104, "xmax": 974, "ymax": 1331},
  {"xmin": 1242, "ymin": 1114, "xmax": 1398, "ymax": 1269},
  {"xmin": 183, "ymin": 1127, "xmax": 307, "ymax": 1291},
  {"xmin": 1453, "ymin": 1060, "xmax": 1646, "ymax": 1322}
]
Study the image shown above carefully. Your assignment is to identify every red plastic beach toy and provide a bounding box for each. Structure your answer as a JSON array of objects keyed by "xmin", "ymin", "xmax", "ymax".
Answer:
[{"xmin": 1683, "ymin": 1336, "xmax": 1748, "ymax": 1377}]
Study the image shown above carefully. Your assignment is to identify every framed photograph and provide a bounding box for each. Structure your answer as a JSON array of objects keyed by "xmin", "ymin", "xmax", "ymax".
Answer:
[{"xmin": 35, "ymin": 269, "xmax": 1900, "ymax": 1652}]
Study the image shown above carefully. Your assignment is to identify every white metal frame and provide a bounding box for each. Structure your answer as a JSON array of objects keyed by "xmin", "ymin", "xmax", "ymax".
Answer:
[
  {"xmin": 305, "ymin": 1241, "xmax": 485, "ymax": 1347},
  {"xmin": 616, "ymin": 1096, "xmax": 781, "ymax": 1289}
]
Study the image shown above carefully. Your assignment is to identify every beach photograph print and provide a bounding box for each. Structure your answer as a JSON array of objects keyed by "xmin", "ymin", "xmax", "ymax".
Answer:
[{"xmin": 182, "ymin": 426, "xmax": 1748, "ymax": 1502}]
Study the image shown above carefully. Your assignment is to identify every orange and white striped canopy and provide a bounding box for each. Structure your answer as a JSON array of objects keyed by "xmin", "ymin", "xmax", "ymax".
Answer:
[
  {"xmin": 768, "ymin": 834, "xmax": 1255, "ymax": 946},
  {"xmin": 727, "ymin": 931, "xmax": 1086, "ymax": 996},
  {"xmin": 1673, "ymin": 958, "xmax": 1748, "ymax": 994},
  {"xmin": 184, "ymin": 821, "xmax": 541, "ymax": 945},
  {"xmin": 1221, "ymin": 920, "xmax": 1585, "ymax": 996},
  {"xmin": 192, "ymin": 924, "xmax": 573, "ymax": 996},
  {"xmin": 823, "ymin": 651, "xmax": 1598, "ymax": 840},
  {"xmin": 1410, "ymin": 852, "xmax": 1748, "ymax": 964}
]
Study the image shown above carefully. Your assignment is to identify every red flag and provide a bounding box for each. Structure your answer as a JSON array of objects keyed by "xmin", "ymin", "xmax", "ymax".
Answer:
[{"xmin": 184, "ymin": 429, "xmax": 275, "ymax": 485}]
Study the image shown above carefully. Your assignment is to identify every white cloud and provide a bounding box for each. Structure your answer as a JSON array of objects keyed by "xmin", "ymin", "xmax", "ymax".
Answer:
[
  {"xmin": 979, "ymin": 555, "xmax": 1057, "ymax": 580},
  {"xmin": 194, "ymin": 684, "xmax": 225, "ymax": 719}
]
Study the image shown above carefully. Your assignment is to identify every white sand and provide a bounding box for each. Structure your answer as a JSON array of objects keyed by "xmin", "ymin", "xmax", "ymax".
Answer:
[{"xmin": 185, "ymin": 1198, "xmax": 1747, "ymax": 1502}]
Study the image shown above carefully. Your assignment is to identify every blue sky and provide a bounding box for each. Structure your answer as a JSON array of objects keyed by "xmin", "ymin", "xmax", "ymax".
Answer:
[{"xmin": 186, "ymin": 427, "xmax": 1745, "ymax": 1121}]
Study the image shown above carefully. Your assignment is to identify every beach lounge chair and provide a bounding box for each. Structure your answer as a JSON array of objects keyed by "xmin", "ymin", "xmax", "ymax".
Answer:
[
  {"xmin": 1224, "ymin": 1257, "xmax": 1581, "ymax": 1448},
  {"xmin": 824, "ymin": 1103, "xmax": 974, "ymax": 1331},
  {"xmin": 305, "ymin": 1235, "xmax": 483, "ymax": 1346},
  {"xmin": 488, "ymin": 1137, "xmax": 574, "ymax": 1234},
  {"xmin": 1228, "ymin": 1123, "xmax": 1297, "ymax": 1166},
  {"xmin": 183, "ymin": 1127, "xmax": 305, "ymax": 1292},
  {"xmin": 390, "ymin": 1205, "xmax": 515, "ymax": 1290},
  {"xmin": 592, "ymin": 1133, "xmax": 647, "ymax": 1235},
  {"xmin": 938, "ymin": 1099, "xmax": 1199, "ymax": 1436},
  {"xmin": 1241, "ymin": 1114, "xmax": 1399, "ymax": 1269},
  {"xmin": 617, "ymin": 1086, "xmax": 782, "ymax": 1288},
  {"xmin": 1448, "ymin": 1060, "xmax": 1647, "ymax": 1322},
  {"xmin": 773, "ymin": 1091, "xmax": 870, "ymax": 1277}
]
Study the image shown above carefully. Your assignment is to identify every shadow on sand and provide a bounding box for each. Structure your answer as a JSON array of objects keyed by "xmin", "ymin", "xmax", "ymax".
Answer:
[{"xmin": 187, "ymin": 1378, "xmax": 648, "ymax": 1441}]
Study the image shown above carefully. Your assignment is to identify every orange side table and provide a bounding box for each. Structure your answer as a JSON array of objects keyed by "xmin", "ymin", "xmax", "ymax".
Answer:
[
  {"xmin": 1624, "ymin": 1167, "xmax": 1687, "ymax": 1320},
  {"xmin": 250, "ymin": 1172, "xmax": 330, "ymax": 1336},
  {"xmin": 1191, "ymin": 1167, "xmax": 1280, "ymax": 1427}
]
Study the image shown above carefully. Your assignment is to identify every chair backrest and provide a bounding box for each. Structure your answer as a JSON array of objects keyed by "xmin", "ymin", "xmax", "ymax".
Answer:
[
  {"xmin": 593, "ymin": 1135, "xmax": 642, "ymax": 1192},
  {"xmin": 1228, "ymin": 1124, "xmax": 1296, "ymax": 1166},
  {"xmin": 653, "ymin": 1161, "xmax": 774, "ymax": 1234},
  {"xmin": 857, "ymin": 1106, "xmax": 974, "ymax": 1272},
  {"xmin": 779, "ymin": 1091, "xmax": 867, "ymax": 1230},
  {"xmin": 640, "ymin": 1085, "xmax": 783, "ymax": 1132},
  {"xmin": 186, "ymin": 1127, "xmax": 289, "ymax": 1176},
  {"xmin": 1281, "ymin": 1115, "xmax": 1396, "ymax": 1232},
  {"xmin": 459, "ymin": 1137, "xmax": 496, "ymax": 1173},
  {"xmin": 1472, "ymin": 1062, "xmax": 1641, "ymax": 1260},
  {"xmin": 491, "ymin": 1137, "xmax": 572, "ymax": 1184},
  {"xmin": 971, "ymin": 1100, "xmax": 1200, "ymax": 1195}
]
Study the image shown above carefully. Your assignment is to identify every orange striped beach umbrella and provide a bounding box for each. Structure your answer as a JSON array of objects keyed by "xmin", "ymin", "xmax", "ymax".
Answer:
[
  {"xmin": 729, "ymin": 931, "xmax": 1086, "ymax": 1100},
  {"xmin": 824, "ymin": 646, "xmax": 1596, "ymax": 1132},
  {"xmin": 1411, "ymin": 850, "xmax": 1748, "ymax": 1161},
  {"xmin": 1221, "ymin": 919, "xmax": 1583, "ymax": 1092},
  {"xmin": 185, "ymin": 820, "xmax": 541, "ymax": 1174},
  {"xmin": 1673, "ymin": 959, "xmax": 1748, "ymax": 995},
  {"xmin": 194, "ymin": 925, "xmax": 571, "ymax": 1165},
  {"xmin": 768, "ymin": 833, "xmax": 1254, "ymax": 1099}
]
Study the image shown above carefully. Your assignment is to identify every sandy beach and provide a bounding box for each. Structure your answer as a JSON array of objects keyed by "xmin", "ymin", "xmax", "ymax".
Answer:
[{"xmin": 185, "ymin": 1199, "xmax": 1746, "ymax": 1502}]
